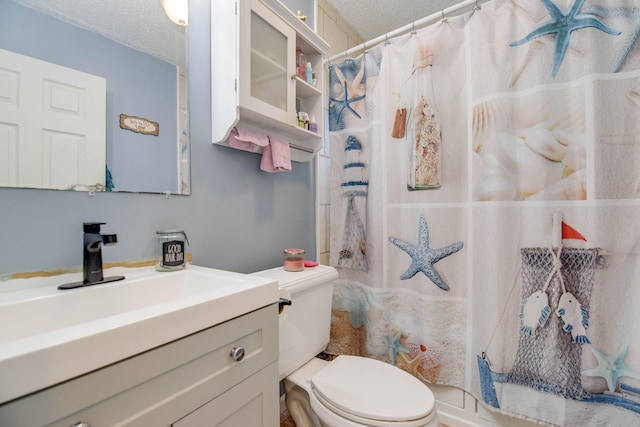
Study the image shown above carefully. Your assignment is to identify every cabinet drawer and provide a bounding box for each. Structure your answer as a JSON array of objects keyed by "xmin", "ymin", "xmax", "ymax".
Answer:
[{"xmin": 0, "ymin": 304, "xmax": 278, "ymax": 427}]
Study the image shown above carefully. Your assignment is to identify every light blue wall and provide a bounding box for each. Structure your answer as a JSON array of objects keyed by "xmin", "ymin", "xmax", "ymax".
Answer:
[{"xmin": 0, "ymin": 0, "xmax": 317, "ymax": 277}]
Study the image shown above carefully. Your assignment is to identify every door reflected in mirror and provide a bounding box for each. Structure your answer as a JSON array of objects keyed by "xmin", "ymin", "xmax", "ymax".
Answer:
[{"xmin": 0, "ymin": 0, "xmax": 190, "ymax": 195}]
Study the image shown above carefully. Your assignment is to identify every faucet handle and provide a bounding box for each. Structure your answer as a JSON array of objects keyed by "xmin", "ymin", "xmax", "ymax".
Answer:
[{"xmin": 83, "ymin": 222, "xmax": 106, "ymax": 233}]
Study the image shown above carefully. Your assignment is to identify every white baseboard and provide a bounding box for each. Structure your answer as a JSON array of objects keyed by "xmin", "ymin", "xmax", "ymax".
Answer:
[
  {"xmin": 437, "ymin": 403, "xmax": 499, "ymax": 427},
  {"xmin": 434, "ymin": 396, "xmax": 542, "ymax": 427}
]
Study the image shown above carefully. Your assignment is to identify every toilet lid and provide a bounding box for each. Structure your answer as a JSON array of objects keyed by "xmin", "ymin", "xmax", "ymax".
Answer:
[{"xmin": 310, "ymin": 356, "xmax": 434, "ymax": 423}]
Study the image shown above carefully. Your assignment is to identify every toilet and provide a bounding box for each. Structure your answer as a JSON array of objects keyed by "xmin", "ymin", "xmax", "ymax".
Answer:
[{"xmin": 252, "ymin": 265, "xmax": 439, "ymax": 427}]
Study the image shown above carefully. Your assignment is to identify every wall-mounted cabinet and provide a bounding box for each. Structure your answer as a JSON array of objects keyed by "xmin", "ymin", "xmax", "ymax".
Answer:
[{"xmin": 211, "ymin": 0, "xmax": 329, "ymax": 162}]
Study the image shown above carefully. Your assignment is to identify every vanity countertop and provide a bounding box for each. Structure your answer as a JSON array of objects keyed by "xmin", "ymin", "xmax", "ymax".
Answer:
[{"xmin": 0, "ymin": 265, "xmax": 278, "ymax": 404}]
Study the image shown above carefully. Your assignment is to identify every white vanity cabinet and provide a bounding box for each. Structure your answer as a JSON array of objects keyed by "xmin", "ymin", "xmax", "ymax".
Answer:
[
  {"xmin": 211, "ymin": 0, "xmax": 329, "ymax": 162},
  {"xmin": 0, "ymin": 304, "xmax": 279, "ymax": 427}
]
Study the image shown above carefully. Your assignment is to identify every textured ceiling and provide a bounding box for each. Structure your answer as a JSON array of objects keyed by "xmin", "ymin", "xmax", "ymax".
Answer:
[
  {"xmin": 12, "ymin": 0, "xmax": 185, "ymax": 66},
  {"xmin": 326, "ymin": 0, "xmax": 471, "ymax": 41},
  {"xmin": 14, "ymin": 0, "xmax": 473, "ymax": 65}
]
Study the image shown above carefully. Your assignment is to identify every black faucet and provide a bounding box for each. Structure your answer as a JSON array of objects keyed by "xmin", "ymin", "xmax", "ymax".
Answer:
[{"xmin": 59, "ymin": 222, "xmax": 125, "ymax": 290}]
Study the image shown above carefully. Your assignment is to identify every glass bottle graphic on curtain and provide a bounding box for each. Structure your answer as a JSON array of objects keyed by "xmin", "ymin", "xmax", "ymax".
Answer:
[{"xmin": 397, "ymin": 45, "xmax": 442, "ymax": 190}]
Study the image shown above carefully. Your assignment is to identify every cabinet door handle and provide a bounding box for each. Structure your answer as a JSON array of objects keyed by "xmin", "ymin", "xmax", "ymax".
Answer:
[
  {"xmin": 70, "ymin": 423, "xmax": 91, "ymax": 427},
  {"xmin": 230, "ymin": 346, "xmax": 245, "ymax": 362}
]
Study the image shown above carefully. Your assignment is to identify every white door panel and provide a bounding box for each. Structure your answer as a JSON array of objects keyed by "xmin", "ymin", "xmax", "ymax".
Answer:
[
  {"xmin": 0, "ymin": 122, "xmax": 18, "ymax": 186},
  {"xmin": 0, "ymin": 48, "xmax": 106, "ymax": 190}
]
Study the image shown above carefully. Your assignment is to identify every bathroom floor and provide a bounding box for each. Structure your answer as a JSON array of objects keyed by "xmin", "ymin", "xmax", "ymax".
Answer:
[{"xmin": 280, "ymin": 410, "xmax": 296, "ymax": 427}]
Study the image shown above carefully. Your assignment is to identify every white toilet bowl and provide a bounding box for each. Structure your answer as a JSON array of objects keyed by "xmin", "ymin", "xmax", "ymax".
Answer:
[
  {"xmin": 284, "ymin": 356, "xmax": 438, "ymax": 427},
  {"xmin": 251, "ymin": 265, "xmax": 439, "ymax": 427}
]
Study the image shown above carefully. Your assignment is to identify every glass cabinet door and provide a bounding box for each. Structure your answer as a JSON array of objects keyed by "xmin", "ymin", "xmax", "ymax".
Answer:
[
  {"xmin": 242, "ymin": 0, "xmax": 295, "ymax": 125},
  {"xmin": 250, "ymin": 11, "xmax": 287, "ymax": 110}
]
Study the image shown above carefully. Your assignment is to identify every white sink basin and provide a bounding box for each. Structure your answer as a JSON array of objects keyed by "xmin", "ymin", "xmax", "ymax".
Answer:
[
  {"xmin": 1, "ymin": 268, "xmax": 248, "ymax": 342},
  {"xmin": 0, "ymin": 265, "xmax": 278, "ymax": 404}
]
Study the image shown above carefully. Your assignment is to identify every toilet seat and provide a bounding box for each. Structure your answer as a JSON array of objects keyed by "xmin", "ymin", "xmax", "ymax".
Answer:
[{"xmin": 310, "ymin": 356, "xmax": 435, "ymax": 426}]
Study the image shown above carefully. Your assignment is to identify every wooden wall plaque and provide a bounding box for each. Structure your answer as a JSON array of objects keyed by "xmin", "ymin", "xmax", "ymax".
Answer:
[{"xmin": 119, "ymin": 114, "xmax": 159, "ymax": 136}]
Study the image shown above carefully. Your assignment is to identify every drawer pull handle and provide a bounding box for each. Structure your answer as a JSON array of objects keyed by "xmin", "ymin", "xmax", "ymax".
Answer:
[
  {"xmin": 230, "ymin": 346, "xmax": 245, "ymax": 362},
  {"xmin": 71, "ymin": 423, "xmax": 91, "ymax": 427}
]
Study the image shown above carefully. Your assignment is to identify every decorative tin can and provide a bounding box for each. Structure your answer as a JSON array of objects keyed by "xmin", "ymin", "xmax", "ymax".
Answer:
[
  {"xmin": 156, "ymin": 230, "xmax": 189, "ymax": 271},
  {"xmin": 283, "ymin": 248, "xmax": 305, "ymax": 272}
]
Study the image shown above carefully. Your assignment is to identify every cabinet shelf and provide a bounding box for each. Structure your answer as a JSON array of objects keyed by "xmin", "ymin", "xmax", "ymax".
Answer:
[
  {"xmin": 214, "ymin": 107, "xmax": 322, "ymax": 162},
  {"xmin": 295, "ymin": 76, "xmax": 321, "ymax": 99}
]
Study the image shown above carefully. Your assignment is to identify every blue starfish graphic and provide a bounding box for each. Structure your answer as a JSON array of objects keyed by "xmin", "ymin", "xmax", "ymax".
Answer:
[
  {"xmin": 510, "ymin": 0, "xmax": 620, "ymax": 78},
  {"xmin": 343, "ymin": 287, "xmax": 370, "ymax": 330},
  {"xmin": 383, "ymin": 330, "xmax": 409, "ymax": 364},
  {"xmin": 388, "ymin": 215, "xmax": 464, "ymax": 291},
  {"xmin": 330, "ymin": 81, "xmax": 365, "ymax": 122},
  {"xmin": 332, "ymin": 282, "xmax": 382, "ymax": 330},
  {"xmin": 585, "ymin": 2, "xmax": 640, "ymax": 72},
  {"xmin": 329, "ymin": 63, "xmax": 366, "ymax": 130},
  {"xmin": 504, "ymin": 1, "xmax": 584, "ymax": 87},
  {"xmin": 582, "ymin": 346, "xmax": 640, "ymax": 392}
]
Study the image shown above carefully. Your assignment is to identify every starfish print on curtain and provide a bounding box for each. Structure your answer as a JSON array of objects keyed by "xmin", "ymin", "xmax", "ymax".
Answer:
[
  {"xmin": 388, "ymin": 215, "xmax": 464, "ymax": 291},
  {"xmin": 504, "ymin": 1, "xmax": 584, "ymax": 86},
  {"xmin": 383, "ymin": 330, "xmax": 409, "ymax": 364},
  {"xmin": 585, "ymin": 1, "xmax": 640, "ymax": 72},
  {"xmin": 582, "ymin": 346, "xmax": 640, "ymax": 392},
  {"xmin": 510, "ymin": 0, "xmax": 620, "ymax": 77},
  {"xmin": 328, "ymin": 58, "xmax": 366, "ymax": 131}
]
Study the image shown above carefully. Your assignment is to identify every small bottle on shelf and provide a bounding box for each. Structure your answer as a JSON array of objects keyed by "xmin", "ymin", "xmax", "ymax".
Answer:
[
  {"xmin": 296, "ymin": 48, "xmax": 306, "ymax": 78},
  {"xmin": 305, "ymin": 62, "xmax": 313, "ymax": 85},
  {"xmin": 309, "ymin": 115, "xmax": 318, "ymax": 133}
]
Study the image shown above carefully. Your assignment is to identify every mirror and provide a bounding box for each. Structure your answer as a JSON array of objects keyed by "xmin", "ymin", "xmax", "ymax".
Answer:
[{"xmin": 0, "ymin": 0, "xmax": 189, "ymax": 194}]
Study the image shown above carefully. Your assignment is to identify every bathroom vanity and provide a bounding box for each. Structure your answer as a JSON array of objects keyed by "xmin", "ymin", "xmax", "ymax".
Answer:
[{"xmin": 0, "ymin": 266, "xmax": 280, "ymax": 426}]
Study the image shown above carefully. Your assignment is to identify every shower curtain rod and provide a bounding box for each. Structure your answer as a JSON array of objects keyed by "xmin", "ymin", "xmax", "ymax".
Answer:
[{"xmin": 325, "ymin": 0, "xmax": 484, "ymax": 63}]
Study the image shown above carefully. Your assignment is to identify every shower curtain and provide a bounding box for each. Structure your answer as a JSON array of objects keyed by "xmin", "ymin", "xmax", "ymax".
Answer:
[{"xmin": 327, "ymin": 0, "xmax": 640, "ymax": 425}]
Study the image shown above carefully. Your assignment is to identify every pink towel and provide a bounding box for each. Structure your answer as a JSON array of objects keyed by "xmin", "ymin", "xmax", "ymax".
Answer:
[
  {"xmin": 227, "ymin": 127, "xmax": 269, "ymax": 153},
  {"xmin": 260, "ymin": 135, "xmax": 292, "ymax": 172}
]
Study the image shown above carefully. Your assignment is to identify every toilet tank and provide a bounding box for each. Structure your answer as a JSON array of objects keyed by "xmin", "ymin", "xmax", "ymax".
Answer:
[{"xmin": 251, "ymin": 265, "xmax": 338, "ymax": 380}]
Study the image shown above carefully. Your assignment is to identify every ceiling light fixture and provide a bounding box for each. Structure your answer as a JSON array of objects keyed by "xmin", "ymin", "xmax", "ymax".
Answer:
[{"xmin": 161, "ymin": 0, "xmax": 188, "ymax": 26}]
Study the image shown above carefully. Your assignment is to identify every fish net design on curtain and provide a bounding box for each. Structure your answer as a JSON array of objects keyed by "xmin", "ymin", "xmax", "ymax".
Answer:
[
  {"xmin": 507, "ymin": 247, "xmax": 601, "ymax": 400},
  {"xmin": 338, "ymin": 195, "xmax": 368, "ymax": 270}
]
